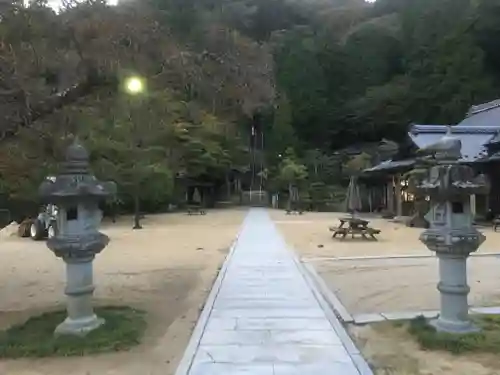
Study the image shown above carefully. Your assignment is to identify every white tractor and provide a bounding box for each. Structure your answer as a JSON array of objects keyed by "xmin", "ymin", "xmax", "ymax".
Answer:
[
  {"xmin": 30, "ymin": 203, "xmax": 58, "ymax": 241},
  {"xmin": 29, "ymin": 176, "xmax": 58, "ymax": 241}
]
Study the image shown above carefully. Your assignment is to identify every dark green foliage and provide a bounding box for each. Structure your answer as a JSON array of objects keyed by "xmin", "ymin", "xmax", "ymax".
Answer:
[
  {"xmin": 265, "ymin": 0, "xmax": 500, "ymax": 153},
  {"xmin": 0, "ymin": 306, "xmax": 146, "ymax": 358},
  {"xmin": 4, "ymin": 0, "xmax": 500, "ymax": 204},
  {"xmin": 473, "ymin": 0, "xmax": 500, "ymax": 77},
  {"xmin": 407, "ymin": 315, "xmax": 500, "ymax": 355}
]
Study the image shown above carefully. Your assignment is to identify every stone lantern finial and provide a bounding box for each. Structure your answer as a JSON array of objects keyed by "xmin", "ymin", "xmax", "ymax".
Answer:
[{"xmin": 62, "ymin": 138, "xmax": 90, "ymax": 175}]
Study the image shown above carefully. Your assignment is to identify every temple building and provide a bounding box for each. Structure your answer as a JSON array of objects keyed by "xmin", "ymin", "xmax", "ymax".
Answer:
[{"xmin": 362, "ymin": 99, "xmax": 500, "ymax": 222}]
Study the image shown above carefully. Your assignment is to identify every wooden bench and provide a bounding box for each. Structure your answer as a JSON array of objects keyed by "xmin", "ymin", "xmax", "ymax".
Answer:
[
  {"xmin": 286, "ymin": 209, "xmax": 303, "ymax": 215},
  {"xmin": 330, "ymin": 226, "xmax": 351, "ymax": 239},
  {"xmin": 364, "ymin": 227, "xmax": 381, "ymax": 240},
  {"xmin": 330, "ymin": 226, "xmax": 380, "ymax": 240},
  {"xmin": 187, "ymin": 206, "xmax": 206, "ymax": 215}
]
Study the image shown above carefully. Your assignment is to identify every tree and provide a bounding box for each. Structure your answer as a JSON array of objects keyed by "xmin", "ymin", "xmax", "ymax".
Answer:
[
  {"xmin": 277, "ymin": 148, "xmax": 307, "ymax": 189},
  {"xmin": 266, "ymin": 92, "xmax": 296, "ymax": 157},
  {"xmin": 83, "ymin": 93, "xmax": 174, "ymax": 229}
]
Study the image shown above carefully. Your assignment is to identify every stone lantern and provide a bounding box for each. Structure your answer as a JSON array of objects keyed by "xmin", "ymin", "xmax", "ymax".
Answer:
[
  {"xmin": 39, "ymin": 139, "xmax": 116, "ymax": 336},
  {"xmin": 411, "ymin": 128, "xmax": 490, "ymax": 333}
]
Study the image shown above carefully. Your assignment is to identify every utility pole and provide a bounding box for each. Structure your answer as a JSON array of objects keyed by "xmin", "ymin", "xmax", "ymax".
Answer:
[
  {"xmin": 259, "ymin": 130, "xmax": 264, "ymax": 194},
  {"xmin": 251, "ymin": 124, "xmax": 255, "ymax": 191}
]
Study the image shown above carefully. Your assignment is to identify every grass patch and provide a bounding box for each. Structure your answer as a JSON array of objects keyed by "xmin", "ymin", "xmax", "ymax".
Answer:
[
  {"xmin": 0, "ymin": 306, "xmax": 146, "ymax": 358},
  {"xmin": 408, "ymin": 315, "xmax": 500, "ymax": 354}
]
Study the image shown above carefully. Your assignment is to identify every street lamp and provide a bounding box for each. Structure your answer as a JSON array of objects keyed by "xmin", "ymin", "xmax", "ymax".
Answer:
[{"xmin": 123, "ymin": 75, "xmax": 146, "ymax": 230}]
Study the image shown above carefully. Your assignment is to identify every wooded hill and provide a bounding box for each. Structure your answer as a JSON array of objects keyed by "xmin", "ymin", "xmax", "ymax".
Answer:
[{"xmin": 1, "ymin": 0, "xmax": 499, "ymax": 211}]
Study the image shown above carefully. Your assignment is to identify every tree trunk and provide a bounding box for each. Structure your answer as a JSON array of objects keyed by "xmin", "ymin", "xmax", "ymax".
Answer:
[
  {"xmin": 111, "ymin": 200, "xmax": 117, "ymax": 223},
  {"xmin": 133, "ymin": 193, "xmax": 142, "ymax": 230},
  {"xmin": 226, "ymin": 172, "xmax": 231, "ymax": 200}
]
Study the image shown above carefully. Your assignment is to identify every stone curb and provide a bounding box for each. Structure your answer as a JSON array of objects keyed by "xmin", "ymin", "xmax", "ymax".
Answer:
[
  {"xmin": 352, "ymin": 306, "xmax": 500, "ymax": 325},
  {"xmin": 173, "ymin": 212, "xmax": 248, "ymax": 375},
  {"xmin": 302, "ymin": 262, "xmax": 354, "ymax": 324},
  {"xmin": 283, "ymin": 242, "xmax": 373, "ymax": 375},
  {"xmin": 303, "ymin": 251, "xmax": 500, "ymax": 262}
]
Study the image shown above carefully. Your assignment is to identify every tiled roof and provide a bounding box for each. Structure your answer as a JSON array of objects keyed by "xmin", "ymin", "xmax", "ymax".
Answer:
[
  {"xmin": 460, "ymin": 99, "xmax": 500, "ymax": 127},
  {"xmin": 362, "ymin": 158, "xmax": 415, "ymax": 174},
  {"xmin": 466, "ymin": 99, "xmax": 500, "ymax": 116},
  {"xmin": 364, "ymin": 100, "xmax": 500, "ymax": 173},
  {"xmin": 409, "ymin": 124, "xmax": 497, "ymax": 162},
  {"xmin": 410, "ymin": 124, "xmax": 499, "ymax": 134}
]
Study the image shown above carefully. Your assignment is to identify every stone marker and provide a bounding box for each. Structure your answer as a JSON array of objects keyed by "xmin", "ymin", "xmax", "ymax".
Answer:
[
  {"xmin": 39, "ymin": 139, "xmax": 116, "ymax": 336},
  {"xmin": 412, "ymin": 128, "xmax": 490, "ymax": 333}
]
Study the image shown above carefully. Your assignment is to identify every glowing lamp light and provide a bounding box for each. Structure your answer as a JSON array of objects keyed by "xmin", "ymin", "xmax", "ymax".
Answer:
[{"xmin": 125, "ymin": 76, "xmax": 144, "ymax": 95}]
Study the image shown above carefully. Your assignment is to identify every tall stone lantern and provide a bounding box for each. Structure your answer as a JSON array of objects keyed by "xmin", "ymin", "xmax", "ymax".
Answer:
[
  {"xmin": 39, "ymin": 140, "xmax": 116, "ymax": 336},
  {"xmin": 410, "ymin": 129, "xmax": 490, "ymax": 333}
]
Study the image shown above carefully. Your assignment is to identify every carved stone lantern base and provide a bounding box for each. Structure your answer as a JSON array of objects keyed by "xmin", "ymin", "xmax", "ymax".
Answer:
[
  {"xmin": 429, "ymin": 253, "xmax": 480, "ymax": 334},
  {"xmin": 55, "ymin": 314, "xmax": 105, "ymax": 337},
  {"xmin": 53, "ymin": 257, "xmax": 105, "ymax": 337},
  {"xmin": 430, "ymin": 315, "xmax": 479, "ymax": 334}
]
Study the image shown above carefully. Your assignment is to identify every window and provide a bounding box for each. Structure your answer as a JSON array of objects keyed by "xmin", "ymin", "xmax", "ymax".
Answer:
[{"xmin": 66, "ymin": 207, "xmax": 78, "ymax": 220}]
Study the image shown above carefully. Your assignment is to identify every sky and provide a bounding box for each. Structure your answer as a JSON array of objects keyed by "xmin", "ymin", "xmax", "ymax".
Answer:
[
  {"xmin": 46, "ymin": 0, "xmax": 375, "ymax": 10},
  {"xmin": 47, "ymin": 0, "xmax": 118, "ymax": 11}
]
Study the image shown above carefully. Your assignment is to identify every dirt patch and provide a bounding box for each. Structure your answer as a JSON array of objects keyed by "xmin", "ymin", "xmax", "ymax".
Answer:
[
  {"xmin": 270, "ymin": 210, "xmax": 500, "ymax": 258},
  {"xmin": 310, "ymin": 256, "xmax": 500, "ymax": 314},
  {"xmin": 0, "ymin": 222, "xmax": 19, "ymax": 240},
  {"xmin": 0, "ymin": 208, "xmax": 246, "ymax": 375},
  {"xmin": 349, "ymin": 322, "xmax": 500, "ymax": 375}
]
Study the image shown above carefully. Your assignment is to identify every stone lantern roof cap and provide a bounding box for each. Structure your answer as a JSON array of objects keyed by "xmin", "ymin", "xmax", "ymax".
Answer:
[
  {"xmin": 418, "ymin": 126, "xmax": 462, "ymax": 161},
  {"xmin": 39, "ymin": 139, "xmax": 116, "ymax": 203}
]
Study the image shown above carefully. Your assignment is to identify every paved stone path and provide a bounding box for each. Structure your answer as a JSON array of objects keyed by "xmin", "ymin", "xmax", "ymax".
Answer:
[{"xmin": 176, "ymin": 209, "xmax": 370, "ymax": 375}]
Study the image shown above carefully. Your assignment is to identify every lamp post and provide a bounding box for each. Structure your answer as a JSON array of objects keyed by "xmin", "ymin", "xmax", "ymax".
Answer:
[{"xmin": 123, "ymin": 75, "xmax": 146, "ymax": 230}]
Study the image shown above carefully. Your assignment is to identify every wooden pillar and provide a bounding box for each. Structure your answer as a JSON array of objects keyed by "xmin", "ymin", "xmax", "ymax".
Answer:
[
  {"xmin": 368, "ymin": 189, "xmax": 373, "ymax": 213},
  {"xmin": 386, "ymin": 179, "xmax": 394, "ymax": 213},
  {"xmin": 394, "ymin": 175, "xmax": 403, "ymax": 218}
]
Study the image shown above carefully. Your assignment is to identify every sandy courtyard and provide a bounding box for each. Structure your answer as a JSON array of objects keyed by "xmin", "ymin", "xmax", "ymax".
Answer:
[
  {"xmin": 271, "ymin": 210, "xmax": 500, "ymax": 258},
  {"xmin": 311, "ymin": 256, "xmax": 500, "ymax": 314},
  {"xmin": 271, "ymin": 209, "xmax": 500, "ymax": 314},
  {"xmin": 0, "ymin": 208, "xmax": 246, "ymax": 375}
]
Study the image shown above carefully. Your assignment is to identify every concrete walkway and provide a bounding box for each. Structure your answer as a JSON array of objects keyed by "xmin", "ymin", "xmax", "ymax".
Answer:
[{"xmin": 175, "ymin": 209, "xmax": 371, "ymax": 375}]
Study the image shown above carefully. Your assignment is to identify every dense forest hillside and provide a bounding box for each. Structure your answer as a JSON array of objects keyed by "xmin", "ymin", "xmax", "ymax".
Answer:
[{"xmin": 1, "ymin": 0, "xmax": 500, "ymax": 211}]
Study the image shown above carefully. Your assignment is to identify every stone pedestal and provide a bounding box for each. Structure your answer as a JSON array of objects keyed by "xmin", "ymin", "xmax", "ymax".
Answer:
[
  {"xmin": 431, "ymin": 253, "xmax": 478, "ymax": 333},
  {"xmin": 55, "ymin": 259, "xmax": 104, "ymax": 336}
]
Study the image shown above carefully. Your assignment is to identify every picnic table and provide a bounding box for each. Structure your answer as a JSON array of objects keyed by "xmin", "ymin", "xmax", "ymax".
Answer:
[
  {"xmin": 187, "ymin": 205, "xmax": 206, "ymax": 215},
  {"xmin": 329, "ymin": 217, "xmax": 380, "ymax": 241},
  {"xmin": 286, "ymin": 201, "xmax": 304, "ymax": 215}
]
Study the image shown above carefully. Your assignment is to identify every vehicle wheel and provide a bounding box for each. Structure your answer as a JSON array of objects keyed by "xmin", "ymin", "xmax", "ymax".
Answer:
[
  {"xmin": 47, "ymin": 223, "xmax": 57, "ymax": 239},
  {"xmin": 30, "ymin": 219, "xmax": 45, "ymax": 241}
]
